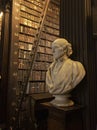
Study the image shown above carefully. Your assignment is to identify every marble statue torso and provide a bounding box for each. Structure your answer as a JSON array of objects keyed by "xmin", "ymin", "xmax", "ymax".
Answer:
[{"xmin": 46, "ymin": 58, "xmax": 85, "ymax": 95}]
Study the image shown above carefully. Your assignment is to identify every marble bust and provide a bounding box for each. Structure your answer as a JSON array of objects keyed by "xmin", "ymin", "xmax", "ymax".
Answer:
[{"xmin": 46, "ymin": 38, "xmax": 86, "ymax": 107}]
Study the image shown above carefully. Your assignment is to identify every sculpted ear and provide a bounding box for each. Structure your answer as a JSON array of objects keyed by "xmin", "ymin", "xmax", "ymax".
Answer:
[
  {"xmin": 67, "ymin": 45, "xmax": 73, "ymax": 57},
  {"xmin": 62, "ymin": 46, "xmax": 69, "ymax": 56},
  {"xmin": 68, "ymin": 49, "xmax": 73, "ymax": 56}
]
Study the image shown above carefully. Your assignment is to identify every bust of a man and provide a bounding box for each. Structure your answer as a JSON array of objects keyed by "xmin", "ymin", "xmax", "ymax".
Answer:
[{"xmin": 46, "ymin": 38, "xmax": 86, "ymax": 107}]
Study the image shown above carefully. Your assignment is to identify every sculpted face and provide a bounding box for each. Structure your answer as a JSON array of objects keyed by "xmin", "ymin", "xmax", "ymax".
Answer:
[
  {"xmin": 52, "ymin": 38, "xmax": 71, "ymax": 60},
  {"xmin": 52, "ymin": 43, "xmax": 64, "ymax": 60}
]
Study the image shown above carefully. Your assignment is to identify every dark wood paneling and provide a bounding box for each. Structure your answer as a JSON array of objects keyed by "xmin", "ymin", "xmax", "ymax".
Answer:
[
  {"xmin": 92, "ymin": 0, "xmax": 97, "ymax": 33},
  {"xmin": 60, "ymin": 0, "xmax": 86, "ymax": 61},
  {"xmin": 60, "ymin": 0, "xmax": 96, "ymax": 130}
]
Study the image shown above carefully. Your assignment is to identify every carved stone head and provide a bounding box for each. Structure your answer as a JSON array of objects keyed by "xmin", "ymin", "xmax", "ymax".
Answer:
[{"xmin": 52, "ymin": 38, "xmax": 73, "ymax": 60}]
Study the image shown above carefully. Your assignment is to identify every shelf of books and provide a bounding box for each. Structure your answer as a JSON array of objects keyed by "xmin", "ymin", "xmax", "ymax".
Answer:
[
  {"xmin": 8, "ymin": 0, "xmax": 60, "ymax": 106},
  {"xmin": 18, "ymin": 0, "xmax": 60, "ymax": 94}
]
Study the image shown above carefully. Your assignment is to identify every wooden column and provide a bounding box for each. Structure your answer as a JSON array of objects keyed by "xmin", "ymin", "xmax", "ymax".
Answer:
[{"xmin": 0, "ymin": 3, "xmax": 10, "ymax": 124}]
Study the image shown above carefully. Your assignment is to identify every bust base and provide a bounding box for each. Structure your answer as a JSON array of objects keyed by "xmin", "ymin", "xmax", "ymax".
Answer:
[{"xmin": 50, "ymin": 94, "xmax": 74, "ymax": 107}]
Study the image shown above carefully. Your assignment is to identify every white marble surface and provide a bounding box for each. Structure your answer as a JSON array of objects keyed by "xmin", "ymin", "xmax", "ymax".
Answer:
[{"xmin": 46, "ymin": 38, "xmax": 86, "ymax": 107}]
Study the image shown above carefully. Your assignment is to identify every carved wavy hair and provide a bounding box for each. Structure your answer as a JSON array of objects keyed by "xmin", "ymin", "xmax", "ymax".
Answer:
[{"xmin": 52, "ymin": 38, "xmax": 73, "ymax": 57}]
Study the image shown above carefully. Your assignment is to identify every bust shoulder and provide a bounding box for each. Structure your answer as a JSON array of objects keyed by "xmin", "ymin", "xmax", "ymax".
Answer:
[{"xmin": 72, "ymin": 60, "xmax": 85, "ymax": 71}]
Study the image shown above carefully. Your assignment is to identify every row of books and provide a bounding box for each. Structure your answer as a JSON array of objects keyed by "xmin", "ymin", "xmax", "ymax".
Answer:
[
  {"xmin": 20, "ymin": 17, "xmax": 39, "ymax": 28},
  {"xmin": 36, "ymin": 53, "xmax": 53, "ymax": 62},
  {"xmin": 20, "ymin": 16, "xmax": 59, "ymax": 31},
  {"xmin": 18, "ymin": 70, "xmax": 46, "ymax": 82},
  {"xmin": 18, "ymin": 49, "xmax": 53, "ymax": 62},
  {"xmin": 20, "ymin": 4, "xmax": 41, "ymax": 17},
  {"xmin": 26, "ymin": 0, "xmax": 43, "ymax": 8},
  {"xmin": 19, "ymin": 42, "xmax": 33, "ymax": 51},
  {"xmin": 20, "ymin": 23, "xmax": 59, "ymax": 36},
  {"xmin": 19, "ymin": 33, "xmax": 34, "ymax": 43},
  {"xmin": 19, "ymin": 41, "xmax": 52, "ymax": 53},
  {"xmin": 19, "ymin": 33, "xmax": 58, "ymax": 45},
  {"xmin": 27, "ymin": 82, "xmax": 48, "ymax": 94},
  {"xmin": 20, "ymin": 11, "xmax": 40, "ymax": 23},
  {"xmin": 21, "ymin": 0, "xmax": 42, "ymax": 12},
  {"xmin": 18, "ymin": 59, "xmax": 51, "ymax": 70},
  {"xmin": 19, "ymin": 39, "xmax": 52, "ymax": 51}
]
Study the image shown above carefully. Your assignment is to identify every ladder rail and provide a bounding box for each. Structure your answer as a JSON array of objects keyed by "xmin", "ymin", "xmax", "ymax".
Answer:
[{"xmin": 10, "ymin": 0, "xmax": 50, "ymax": 129}]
